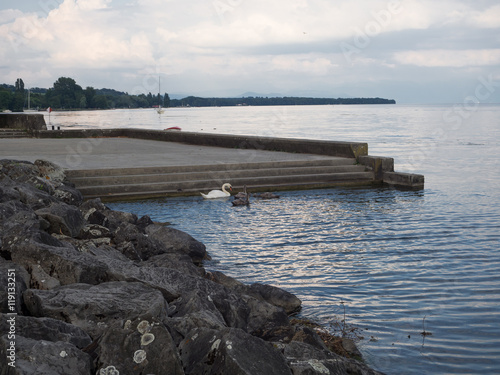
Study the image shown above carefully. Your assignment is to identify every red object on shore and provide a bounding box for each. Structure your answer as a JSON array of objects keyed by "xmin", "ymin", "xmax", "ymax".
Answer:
[
  {"xmin": 47, "ymin": 107, "xmax": 52, "ymax": 113},
  {"xmin": 164, "ymin": 126, "xmax": 181, "ymax": 131}
]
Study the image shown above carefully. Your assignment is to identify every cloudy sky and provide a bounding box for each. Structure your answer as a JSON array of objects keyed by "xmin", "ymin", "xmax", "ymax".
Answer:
[{"xmin": 1, "ymin": 0, "xmax": 499, "ymax": 103}]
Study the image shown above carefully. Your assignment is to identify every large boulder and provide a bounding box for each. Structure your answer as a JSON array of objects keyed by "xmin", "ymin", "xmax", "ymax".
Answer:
[
  {"xmin": 6, "ymin": 238, "xmax": 110, "ymax": 286},
  {"xmin": 0, "ymin": 335, "xmax": 93, "ymax": 375},
  {"xmin": 207, "ymin": 271, "xmax": 302, "ymax": 315},
  {"xmin": 0, "ymin": 314, "xmax": 92, "ymax": 349},
  {"xmin": 146, "ymin": 224, "xmax": 209, "ymax": 265},
  {"xmin": 179, "ymin": 327, "xmax": 292, "ymax": 375},
  {"xmin": 94, "ymin": 317, "xmax": 183, "ymax": 375},
  {"xmin": 35, "ymin": 202, "xmax": 86, "ymax": 238},
  {"xmin": 34, "ymin": 159, "xmax": 66, "ymax": 186},
  {"xmin": 23, "ymin": 281, "xmax": 169, "ymax": 339}
]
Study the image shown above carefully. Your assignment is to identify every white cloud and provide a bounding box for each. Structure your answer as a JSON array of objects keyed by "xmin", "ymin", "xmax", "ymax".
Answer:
[
  {"xmin": 393, "ymin": 49, "xmax": 500, "ymax": 67},
  {"xmin": 0, "ymin": 0, "xmax": 499, "ymax": 102},
  {"xmin": 470, "ymin": 4, "xmax": 500, "ymax": 28}
]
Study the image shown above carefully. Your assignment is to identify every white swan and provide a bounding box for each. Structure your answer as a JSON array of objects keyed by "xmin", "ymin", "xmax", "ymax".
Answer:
[{"xmin": 200, "ymin": 183, "xmax": 232, "ymax": 199}]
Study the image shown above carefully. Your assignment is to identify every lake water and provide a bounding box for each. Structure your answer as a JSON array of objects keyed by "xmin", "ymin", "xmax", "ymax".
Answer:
[{"xmin": 48, "ymin": 104, "xmax": 500, "ymax": 374}]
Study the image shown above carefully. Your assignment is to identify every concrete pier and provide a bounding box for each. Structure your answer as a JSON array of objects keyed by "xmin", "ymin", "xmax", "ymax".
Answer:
[{"xmin": 0, "ymin": 128, "xmax": 424, "ymax": 200}]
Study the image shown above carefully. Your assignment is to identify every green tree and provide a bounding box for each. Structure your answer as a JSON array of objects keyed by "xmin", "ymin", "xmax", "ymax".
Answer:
[
  {"xmin": 0, "ymin": 87, "xmax": 12, "ymax": 111},
  {"xmin": 94, "ymin": 95, "xmax": 109, "ymax": 109},
  {"xmin": 164, "ymin": 93, "xmax": 170, "ymax": 107},
  {"xmin": 15, "ymin": 78, "xmax": 24, "ymax": 92},
  {"xmin": 11, "ymin": 78, "xmax": 25, "ymax": 112},
  {"xmin": 79, "ymin": 96, "xmax": 87, "ymax": 108},
  {"xmin": 84, "ymin": 86, "xmax": 96, "ymax": 108},
  {"xmin": 52, "ymin": 77, "xmax": 83, "ymax": 108}
]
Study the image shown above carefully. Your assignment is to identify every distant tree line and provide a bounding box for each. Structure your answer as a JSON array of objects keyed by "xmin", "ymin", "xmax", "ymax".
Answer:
[
  {"xmin": 0, "ymin": 77, "xmax": 170, "ymax": 111},
  {"xmin": 0, "ymin": 77, "xmax": 395, "ymax": 112},
  {"xmin": 170, "ymin": 96, "xmax": 396, "ymax": 107}
]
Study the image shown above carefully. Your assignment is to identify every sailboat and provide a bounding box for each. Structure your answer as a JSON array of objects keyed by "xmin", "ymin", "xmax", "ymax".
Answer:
[
  {"xmin": 24, "ymin": 88, "xmax": 38, "ymax": 112},
  {"xmin": 156, "ymin": 77, "xmax": 165, "ymax": 114}
]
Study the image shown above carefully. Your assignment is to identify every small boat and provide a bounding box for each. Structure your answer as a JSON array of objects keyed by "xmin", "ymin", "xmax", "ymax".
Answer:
[
  {"xmin": 164, "ymin": 126, "xmax": 181, "ymax": 131},
  {"xmin": 156, "ymin": 76, "xmax": 165, "ymax": 114},
  {"xmin": 23, "ymin": 88, "xmax": 38, "ymax": 112}
]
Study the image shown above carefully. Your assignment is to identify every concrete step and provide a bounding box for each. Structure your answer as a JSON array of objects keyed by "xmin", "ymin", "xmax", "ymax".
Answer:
[
  {"xmin": 65, "ymin": 158, "xmax": 357, "ymax": 178},
  {"xmin": 69, "ymin": 164, "xmax": 366, "ymax": 187},
  {"xmin": 66, "ymin": 157, "xmax": 375, "ymax": 200},
  {"xmin": 76, "ymin": 171, "xmax": 374, "ymax": 199},
  {"xmin": 0, "ymin": 129, "xmax": 29, "ymax": 138}
]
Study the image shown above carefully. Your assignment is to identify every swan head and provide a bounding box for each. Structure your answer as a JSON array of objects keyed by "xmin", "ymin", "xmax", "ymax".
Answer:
[{"xmin": 222, "ymin": 183, "xmax": 232, "ymax": 191}]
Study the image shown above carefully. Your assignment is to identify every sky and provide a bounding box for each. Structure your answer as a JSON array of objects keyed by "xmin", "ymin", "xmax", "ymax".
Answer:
[{"xmin": 1, "ymin": 0, "xmax": 499, "ymax": 103}]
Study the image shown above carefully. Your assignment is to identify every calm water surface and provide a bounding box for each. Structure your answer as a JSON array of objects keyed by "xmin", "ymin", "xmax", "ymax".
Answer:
[{"xmin": 55, "ymin": 105, "xmax": 500, "ymax": 374}]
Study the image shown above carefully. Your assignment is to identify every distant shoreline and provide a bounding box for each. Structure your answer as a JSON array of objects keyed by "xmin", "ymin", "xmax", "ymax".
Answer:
[{"xmin": 169, "ymin": 96, "xmax": 396, "ymax": 107}]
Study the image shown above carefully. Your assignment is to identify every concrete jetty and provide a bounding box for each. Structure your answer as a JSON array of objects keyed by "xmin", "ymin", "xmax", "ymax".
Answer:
[{"xmin": 0, "ymin": 126, "xmax": 424, "ymax": 200}]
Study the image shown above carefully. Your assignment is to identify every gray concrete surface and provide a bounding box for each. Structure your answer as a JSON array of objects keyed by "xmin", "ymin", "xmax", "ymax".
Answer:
[{"xmin": 0, "ymin": 137, "xmax": 344, "ymax": 170}]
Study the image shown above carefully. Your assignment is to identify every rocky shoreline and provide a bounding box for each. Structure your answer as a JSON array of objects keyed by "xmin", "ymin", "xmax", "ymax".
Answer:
[{"xmin": 0, "ymin": 159, "xmax": 383, "ymax": 375}]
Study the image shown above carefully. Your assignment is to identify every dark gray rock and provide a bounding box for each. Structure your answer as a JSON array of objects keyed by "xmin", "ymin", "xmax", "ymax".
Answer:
[
  {"xmin": 34, "ymin": 159, "xmax": 66, "ymax": 186},
  {"xmin": 87, "ymin": 248, "xmax": 289, "ymax": 335},
  {"xmin": 146, "ymin": 224, "xmax": 209, "ymax": 265},
  {"xmin": 102, "ymin": 209, "xmax": 138, "ymax": 231},
  {"xmin": 0, "ymin": 160, "xmax": 39, "ymax": 181},
  {"xmin": 7, "ymin": 238, "xmax": 110, "ymax": 286},
  {"xmin": 28, "ymin": 263, "xmax": 61, "ymax": 290},
  {"xmin": 0, "ymin": 176, "xmax": 21, "ymax": 203},
  {"xmin": 179, "ymin": 327, "xmax": 292, "ymax": 375},
  {"xmin": 0, "ymin": 260, "xmax": 30, "ymax": 314},
  {"xmin": 79, "ymin": 198, "xmax": 109, "ymax": 227},
  {"xmin": 0, "ymin": 314, "xmax": 92, "ymax": 349},
  {"xmin": 113, "ymin": 222, "xmax": 162, "ymax": 261},
  {"xmin": 23, "ymin": 281, "xmax": 169, "ymax": 339},
  {"xmin": 207, "ymin": 271, "xmax": 302, "ymax": 315},
  {"xmin": 35, "ymin": 202, "xmax": 86, "ymax": 238},
  {"xmin": 142, "ymin": 252, "xmax": 205, "ymax": 277},
  {"xmin": 0, "ymin": 335, "xmax": 93, "ymax": 375},
  {"xmin": 53, "ymin": 184, "xmax": 84, "ymax": 206},
  {"xmin": 136, "ymin": 214, "xmax": 154, "ymax": 230},
  {"xmin": 94, "ymin": 317, "xmax": 183, "ymax": 375}
]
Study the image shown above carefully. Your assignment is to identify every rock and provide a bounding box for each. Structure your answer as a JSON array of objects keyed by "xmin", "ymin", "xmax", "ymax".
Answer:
[
  {"xmin": 6, "ymin": 238, "xmax": 110, "ymax": 286},
  {"xmin": 102, "ymin": 209, "xmax": 138, "ymax": 231},
  {"xmin": 29, "ymin": 263, "xmax": 61, "ymax": 290},
  {"xmin": 34, "ymin": 159, "xmax": 66, "ymax": 186},
  {"xmin": 113, "ymin": 222, "xmax": 162, "ymax": 261},
  {"xmin": 94, "ymin": 317, "xmax": 183, "ymax": 375},
  {"xmin": 207, "ymin": 271, "xmax": 302, "ymax": 315},
  {"xmin": 79, "ymin": 198, "xmax": 109, "ymax": 227},
  {"xmin": 23, "ymin": 281, "xmax": 169, "ymax": 339},
  {"xmin": 142, "ymin": 252, "xmax": 205, "ymax": 277},
  {"xmin": 0, "ymin": 160, "xmax": 39, "ymax": 181},
  {"xmin": 0, "ymin": 260, "xmax": 30, "ymax": 314},
  {"xmin": 53, "ymin": 184, "xmax": 84, "ymax": 206},
  {"xmin": 179, "ymin": 327, "xmax": 292, "ymax": 375},
  {"xmin": 0, "ymin": 314, "xmax": 92, "ymax": 349},
  {"xmin": 78, "ymin": 224, "xmax": 111, "ymax": 241},
  {"xmin": 88, "ymin": 248, "xmax": 289, "ymax": 336},
  {"xmin": 136, "ymin": 214, "xmax": 154, "ymax": 230},
  {"xmin": 35, "ymin": 202, "xmax": 86, "ymax": 238},
  {"xmin": 146, "ymin": 224, "xmax": 209, "ymax": 265},
  {"xmin": 0, "ymin": 335, "xmax": 93, "ymax": 375},
  {"xmin": 11, "ymin": 179, "xmax": 58, "ymax": 209},
  {"xmin": 0, "ymin": 176, "xmax": 21, "ymax": 203}
]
